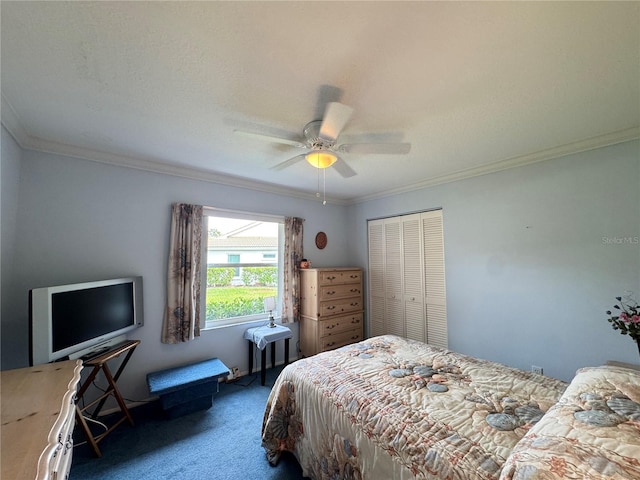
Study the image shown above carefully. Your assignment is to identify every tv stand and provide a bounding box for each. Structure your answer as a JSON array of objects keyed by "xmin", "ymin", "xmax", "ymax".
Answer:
[{"xmin": 75, "ymin": 339, "xmax": 140, "ymax": 457}]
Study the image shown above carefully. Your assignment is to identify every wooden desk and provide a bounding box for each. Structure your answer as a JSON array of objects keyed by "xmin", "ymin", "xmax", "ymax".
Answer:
[
  {"xmin": 75, "ymin": 339, "xmax": 140, "ymax": 457},
  {"xmin": 1, "ymin": 360, "xmax": 83, "ymax": 480}
]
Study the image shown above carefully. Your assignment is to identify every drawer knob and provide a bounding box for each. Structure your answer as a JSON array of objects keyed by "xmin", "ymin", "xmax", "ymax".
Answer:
[{"xmin": 327, "ymin": 291, "xmax": 336, "ymax": 296}]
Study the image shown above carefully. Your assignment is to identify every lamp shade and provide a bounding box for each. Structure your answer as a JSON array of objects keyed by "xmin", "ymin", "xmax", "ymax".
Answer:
[
  {"xmin": 263, "ymin": 296, "xmax": 276, "ymax": 311},
  {"xmin": 306, "ymin": 150, "xmax": 337, "ymax": 169}
]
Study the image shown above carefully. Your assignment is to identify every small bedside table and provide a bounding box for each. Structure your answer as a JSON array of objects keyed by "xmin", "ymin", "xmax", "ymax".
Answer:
[{"xmin": 244, "ymin": 324, "xmax": 293, "ymax": 385}]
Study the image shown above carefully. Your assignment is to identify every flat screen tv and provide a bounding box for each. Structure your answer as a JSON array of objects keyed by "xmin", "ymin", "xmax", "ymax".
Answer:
[{"xmin": 29, "ymin": 276, "xmax": 143, "ymax": 365}]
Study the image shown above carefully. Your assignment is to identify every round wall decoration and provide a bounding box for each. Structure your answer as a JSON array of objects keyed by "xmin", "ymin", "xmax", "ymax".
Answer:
[{"xmin": 315, "ymin": 231, "xmax": 328, "ymax": 249}]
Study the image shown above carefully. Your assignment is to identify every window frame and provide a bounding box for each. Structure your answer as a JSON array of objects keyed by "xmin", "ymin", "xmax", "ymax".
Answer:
[{"xmin": 201, "ymin": 207, "xmax": 284, "ymax": 329}]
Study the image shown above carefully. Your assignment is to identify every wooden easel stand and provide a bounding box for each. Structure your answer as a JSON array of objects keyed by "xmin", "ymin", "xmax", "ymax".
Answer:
[{"xmin": 75, "ymin": 339, "xmax": 140, "ymax": 457}]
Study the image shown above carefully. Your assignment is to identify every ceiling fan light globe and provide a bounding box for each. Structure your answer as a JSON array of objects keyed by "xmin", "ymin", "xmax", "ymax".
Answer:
[{"xmin": 306, "ymin": 151, "xmax": 337, "ymax": 169}]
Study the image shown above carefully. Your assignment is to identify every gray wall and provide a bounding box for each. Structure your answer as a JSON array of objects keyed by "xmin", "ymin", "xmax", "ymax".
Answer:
[
  {"xmin": 1, "ymin": 127, "xmax": 23, "ymax": 366},
  {"xmin": 347, "ymin": 140, "xmax": 640, "ymax": 381},
  {"xmin": 1, "ymin": 136, "xmax": 354, "ymax": 403}
]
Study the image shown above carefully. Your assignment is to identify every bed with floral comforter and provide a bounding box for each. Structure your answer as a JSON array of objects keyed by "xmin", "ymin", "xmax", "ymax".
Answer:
[{"xmin": 261, "ymin": 335, "xmax": 569, "ymax": 479}]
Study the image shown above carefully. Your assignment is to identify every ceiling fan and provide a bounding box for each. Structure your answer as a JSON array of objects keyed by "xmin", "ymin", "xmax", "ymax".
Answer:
[{"xmin": 234, "ymin": 102, "xmax": 411, "ymax": 178}]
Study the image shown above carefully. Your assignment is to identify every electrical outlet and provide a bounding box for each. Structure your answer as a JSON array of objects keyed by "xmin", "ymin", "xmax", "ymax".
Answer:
[{"xmin": 531, "ymin": 365, "xmax": 544, "ymax": 375}]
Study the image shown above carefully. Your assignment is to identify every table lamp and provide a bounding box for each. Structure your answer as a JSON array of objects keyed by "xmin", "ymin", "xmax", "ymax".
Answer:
[{"xmin": 263, "ymin": 296, "xmax": 276, "ymax": 328}]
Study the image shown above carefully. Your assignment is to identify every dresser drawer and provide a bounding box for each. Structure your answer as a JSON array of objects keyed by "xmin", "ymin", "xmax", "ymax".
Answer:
[
  {"xmin": 319, "ymin": 297, "xmax": 363, "ymax": 317},
  {"xmin": 50, "ymin": 435, "xmax": 73, "ymax": 480},
  {"xmin": 319, "ymin": 270, "xmax": 362, "ymax": 286},
  {"xmin": 320, "ymin": 329, "xmax": 362, "ymax": 351},
  {"xmin": 319, "ymin": 283, "xmax": 362, "ymax": 301},
  {"xmin": 319, "ymin": 313, "xmax": 363, "ymax": 337},
  {"xmin": 48, "ymin": 390, "xmax": 76, "ymax": 479}
]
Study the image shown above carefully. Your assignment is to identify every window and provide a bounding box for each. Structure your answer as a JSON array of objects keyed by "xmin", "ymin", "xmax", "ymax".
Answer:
[{"xmin": 203, "ymin": 208, "xmax": 283, "ymax": 328}]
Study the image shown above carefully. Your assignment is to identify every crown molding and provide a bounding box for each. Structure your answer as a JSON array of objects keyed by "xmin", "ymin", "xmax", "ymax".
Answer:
[
  {"xmin": 351, "ymin": 127, "xmax": 640, "ymax": 204},
  {"xmin": 1, "ymin": 117, "xmax": 350, "ymax": 206},
  {"xmin": 3, "ymin": 106, "xmax": 636, "ymax": 207}
]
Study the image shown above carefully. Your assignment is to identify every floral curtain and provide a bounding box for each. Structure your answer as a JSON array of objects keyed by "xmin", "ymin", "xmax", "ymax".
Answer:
[
  {"xmin": 162, "ymin": 203, "xmax": 203, "ymax": 343},
  {"xmin": 282, "ymin": 216, "xmax": 304, "ymax": 323}
]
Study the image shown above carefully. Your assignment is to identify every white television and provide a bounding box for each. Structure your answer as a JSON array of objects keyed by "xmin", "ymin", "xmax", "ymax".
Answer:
[{"xmin": 29, "ymin": 276, "xmax": 144, "ymax": 365}]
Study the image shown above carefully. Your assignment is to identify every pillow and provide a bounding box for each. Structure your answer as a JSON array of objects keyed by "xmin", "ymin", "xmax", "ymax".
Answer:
[{"xmin": 500, "ymin": 365, "xmax": 640, "ymax": 479}]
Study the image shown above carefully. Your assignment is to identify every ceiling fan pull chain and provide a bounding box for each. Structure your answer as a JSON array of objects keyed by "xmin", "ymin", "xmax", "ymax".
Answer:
[
  {"xmin": 317, "ymin": 160, "xmax": 321, "ymax": 200},
  {"xmin": 323, "ymin": 168, "xmax": 327, "ymax": 205}
]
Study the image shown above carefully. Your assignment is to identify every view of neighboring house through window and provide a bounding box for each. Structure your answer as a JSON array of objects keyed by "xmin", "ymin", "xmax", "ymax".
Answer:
[
  {"xmin": 203, "ymin": 209, "xmax": 282, "ymax": 327},
  {"xmin": 227, "ymin": 254, "xmax": 240, "ymax": 278}
]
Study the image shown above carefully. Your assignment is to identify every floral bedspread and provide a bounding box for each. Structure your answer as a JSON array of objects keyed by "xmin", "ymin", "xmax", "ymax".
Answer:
[
  {"xmin": 500, "ymin": 365, "xmax": 640, "ymax": 480},
  {"xmin": 261, "ymin": 335, "xmax": 567, "ymax": 480}
]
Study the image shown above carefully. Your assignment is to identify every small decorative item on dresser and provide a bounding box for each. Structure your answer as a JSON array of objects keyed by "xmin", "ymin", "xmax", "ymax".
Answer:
[
  {"xmin": 299, "ymin": 258, "xmax": 310, "ymax": 269},
  {"xmin": 606, "ymin": 292, "xmax": 640, "ymax": 358}
]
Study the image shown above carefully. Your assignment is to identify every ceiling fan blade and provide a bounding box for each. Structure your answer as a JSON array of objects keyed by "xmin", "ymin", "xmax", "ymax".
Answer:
[
  {"xmin": 319, "ymin": 102, "xmax": 353, "ymax": 142},
  {"xmin": 234, "ymin": 129, "xmax": 306, "ymax": 148},
  {"xmin": 338, "ymin": 142, "xmax": 412, "ymax": 155},
  {"xmin": 270, "ymin": 154, "xmax": 307, "ymax": 171},
  {"xmin": 332, "ymin": 158, "xmax": 357, "ymax": 178}
]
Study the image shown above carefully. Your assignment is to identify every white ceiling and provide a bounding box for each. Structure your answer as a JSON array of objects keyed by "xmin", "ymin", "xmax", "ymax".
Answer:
[{"xmin": 2, "ymin": 1, "xmax": 639, "ymax": 204}]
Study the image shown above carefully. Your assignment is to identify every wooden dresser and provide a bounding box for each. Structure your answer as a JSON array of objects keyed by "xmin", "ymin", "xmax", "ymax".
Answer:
[
  {"xmin": 1, "ymin": 360, "xmax": 83, "ymax": 480},
  {"xmin": 299, "ymin": 267, "xmax": 364, "ymax": 357}
]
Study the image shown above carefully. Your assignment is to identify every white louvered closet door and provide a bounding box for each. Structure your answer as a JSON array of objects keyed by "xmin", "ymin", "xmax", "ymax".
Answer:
[
  {"xmin": 422, "ymin": 211, "xmax": 448, "ymax": 348},
  {"xmin": 383, "ymin": 218, "xmax": 405, "ymax": 337},
  {"xmin": 367, "ymin": 220, "xmax": 385, "ymax": 337},
  {"xmin": 367, "ymin": 210, "xmax": 447, "ymax": 347},
  {"xmin": 402, "ymin": 214, "xmax": 426, "ymax": 342}
]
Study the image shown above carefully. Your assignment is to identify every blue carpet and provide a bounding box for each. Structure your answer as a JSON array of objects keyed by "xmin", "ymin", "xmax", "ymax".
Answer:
[{"xmin": 70, "ymin": 366, "xmax": 306, "ymax": 480}]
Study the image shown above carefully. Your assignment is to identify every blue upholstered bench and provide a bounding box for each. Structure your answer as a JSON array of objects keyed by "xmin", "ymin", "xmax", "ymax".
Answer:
[{"xmin": 146, "ymin": 358, "xmax": 230, "ymax": 418}]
